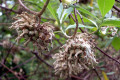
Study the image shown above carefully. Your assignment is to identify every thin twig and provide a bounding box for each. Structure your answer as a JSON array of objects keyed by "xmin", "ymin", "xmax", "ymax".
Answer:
[
  {"xmin": 115, "ymin": 0, "xmax": 120, "ymax": 3},
  {"xmin": 18, "ymin": 0, "xmax": 37, "ymax": 15},
  {"xmin": 95, "ymin": 46, "xmax": 120, "ymax": 64},
  {"xmin": 18, "ymin": 0, "xmax": 50, "ymax": 18},
  {"xmin": 72, "ymin": 8, "xmax": 79, "ymax": 38},
  {"xmin": 31, "ymin": 51, "xmax": 53, "ymax": 68},
  {"xmin": 77, "ymin": 10, "xmax": 84, "ymax": 25},
  {"xmin": 37, "ymin": 0, "xmax": 50, "ymax": 17},
  {"xmin": 0, "ymin": 56, "xmax": 35, "ymax": 79},
  {"xmin": 53, "ymin": 37, "xmax": 63, "ymax": 46},
  {"xmin": 113, "ymin": 5, "xmax": 120, "ymax": 12},
  {"xmin": 59, "ymin": 0, "xmax": 62, "ymax": 2},
  {"xmin": 70, "ymin": 13, "xmax": 84, "ymax": 33},
  {"xmin": 93, "ymin": 69, "xmax": 101, "ymax": 80},
  {"xmin": 0, "ymin": 63, "xmax": 21, "ymax": 80},
  {"xmin": 0, "ymin": 5, "xmax": 19, "ymax": 13},
  {"xmin": 0, "ymin": 41, "xmax": 53, "ymax": 68},
  {"xmin": 70, "ymin": 13, "xmax": 76, "ymax": 22},
  {"xmin": 71, "ymin": 75, "xmax": 83, "ymax": 80}
]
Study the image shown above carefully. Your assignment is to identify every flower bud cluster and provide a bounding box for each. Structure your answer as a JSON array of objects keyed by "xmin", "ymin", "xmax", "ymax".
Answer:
[
  {"xmin": 101, "ymin": 26, "xmax": 118, "ymax": 37},
  {"xmin": 52, "ymin": 33, "xmax": 97, "ymax": 78},
  {"xmin": 62, "ymin": 0, "xmax": 78, "ymax": 8},
  {"xmin": 10, "ymin": 12, "xmax": 54, "ymax": 50}
]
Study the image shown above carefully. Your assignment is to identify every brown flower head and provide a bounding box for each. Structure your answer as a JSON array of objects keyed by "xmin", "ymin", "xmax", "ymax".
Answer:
[
  {"xmin": 53, "ymin": 33, "xmax": 97, "ymax": 78},
  {"xmin": 10, "ymin": 12, "xmax": 54, "ymax": 50}
]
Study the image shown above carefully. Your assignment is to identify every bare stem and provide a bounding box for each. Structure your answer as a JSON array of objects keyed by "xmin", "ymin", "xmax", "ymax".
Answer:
[
  {"xmin": 31, "ymin": 51, "xmax": 53, "ymax": 68},
  {"xmin": 59, "ymin": 0, "xmax": 62, "ymax": 2},
  {"xmin": 70, "ymin": 13, "xmax": 76, "ymax": 22},
  {"xmin": 115, "ymin": 0, "xmax": 120, "ymax": 3},
  {"xmin": 70, "ymin": 13, "xmax": 84, "ymax": 33},
  {"xmin": 95, "ymin": 46, "xmax": 120, "ymax": 64},
  {"xmin": 93, "ymin": 69, "xmax": 101, "ymax": 80},
  {"xmin": 0, "ymin": 5, "xmax": 19, "ymax": 13},
  {"xmin": 72, "ymin": 8, "xmax": 79, "ymax": 38},
  {"xmin": 113, "ymin": 5, "xmax": 120, "ymax": 12},
  {"xmin": 77, "ymin": 10, "xmax": 84, "ymax": 25},
  {"xmin": 18, "ymin": 0, "xmax": 37, "ymax": 15},
  {"xmin": 0, "ymin": 63, "xmax": 21, "ymax": 80},
  {"xmin": 37, "ymin": 0, "xmax": 50, "ymax": 17}
]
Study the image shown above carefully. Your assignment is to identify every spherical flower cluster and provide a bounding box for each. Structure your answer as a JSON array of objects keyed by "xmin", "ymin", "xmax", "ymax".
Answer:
[
  {"xmin": 10, "ymin": 12, "xmax": 54, "ymax": 50},
  {"xmin": 52, "ymin": 33, "xmax": 97, "ymax": 78},
  {"xmin": 101, "ymin": 26, "xmax": 118, "ymax": 37}
]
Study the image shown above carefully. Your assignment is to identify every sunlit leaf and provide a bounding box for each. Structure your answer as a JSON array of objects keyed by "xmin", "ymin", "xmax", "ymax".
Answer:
[
  {"xmin": 46, "ymin": 0, "xmax": 58, "ymax": 21},
  {"xmin": 65, "ymin": 24, "xmax": 96, "ymax": 31},
  {"xmin": 57, "ymin": 3, "xmax": 63, "ymax": 20},
  {"xmin": 100, "ymin": 18, "xmax": 120, "ymax": 27},
  {"xmin": 83, "ymin": 16, "xmax": 98, "ymax": 28},
  {"xmin": 60, "ymin": 7, "xmax": 73, "ymax": 24},
  {"xmin": 77, "ymin": 7, "xmax": 100, "ymax": 21},
  {"xmin": 97, "ymin": 0, "xmax": 115, "ymax": 17}
]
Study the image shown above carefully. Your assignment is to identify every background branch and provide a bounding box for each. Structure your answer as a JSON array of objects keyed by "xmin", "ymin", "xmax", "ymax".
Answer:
[
  {"xmin": 18, "ymin": 0, "xmax": 37, "ymax": 15},
  {"xmin": 113, "ymin": 5, "xmax": 120, "ymax": 12},
  {"xmin": 0, "ymin": 5, "xmax": 20, "ymax": 13}
]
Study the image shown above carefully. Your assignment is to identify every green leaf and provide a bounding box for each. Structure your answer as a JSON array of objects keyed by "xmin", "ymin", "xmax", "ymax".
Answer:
[
  {"xmin": 60, "ymin": 7, "xmax": 73, "ymax": 24},
  {"xmin": 57, "ymin": 3, "xmax": 63, "ymax": 20},
  {"xmin": 112, "ymin": 37, "xmax": 120, "ymax": 51},
  {"xmin": 78, "ymin": 7, "xmax": 100, "ymax": 21},
  {"xmin": 57, "ymin": 3, "xmax": 73, "ymax": 24},
  {"xmin": 100, "ymin": 18, "xmax": 120, "ymax": 27},
  {"xmin": 65, "ymin": 24, "xmax": 96, "ymax": 31},
  {"xmin": 46, "ymin": 1, "xmax": 58, "ymax": 21},
  {"xmin": 97, "ymin": 0, "xmax": 115, "ymax": 17},
  {"xmin": 105, "ymin": 38, "xmax": 113, "ymax": 48},
  {"xmin": 83, "ymin": 16, "xmax": 98, "ymax": 28}
]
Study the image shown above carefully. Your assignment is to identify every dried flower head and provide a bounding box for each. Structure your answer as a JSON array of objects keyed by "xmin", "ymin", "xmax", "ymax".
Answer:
[
  {"xmin": 53, "ymin": 33, "xmax": 97, "ymax": 78},
  {"xmin": 101, "ymin": 26, "xmax": 118, "ymax": 37},
  {"xmin": 10, "ymin": 12, "xmax": 54, "ymax": 50}
]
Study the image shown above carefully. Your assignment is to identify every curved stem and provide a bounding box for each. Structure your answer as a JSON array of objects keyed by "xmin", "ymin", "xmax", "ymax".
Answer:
[
  {"xmin": 113, "ymin": 5, "xmax": 120, "ymax": 12},
  {"xmin": 72, "ymin": 8, "xmax": 78, "ymax": 38},
  {"xmin": 18, "ymin": 0, "xmax": 37, "ymax": 15},
  {"xmin": 95, "ymin": 46, "xmax": 120, "ymax": 64},
  {"xmin": 37, "ymin": 0, "xmax": 50, "ymax": 17},
  {"xmin": 60, "ymin": 26, "xmax": 71, "ymax": 38}
]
